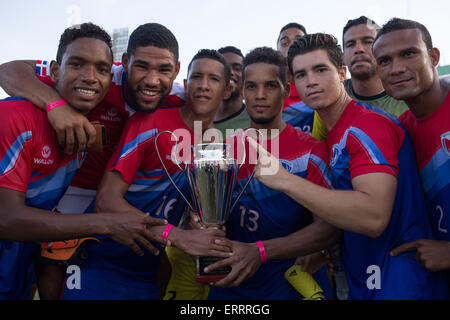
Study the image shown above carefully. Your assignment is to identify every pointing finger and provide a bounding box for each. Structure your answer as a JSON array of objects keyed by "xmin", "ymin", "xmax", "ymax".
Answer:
[{"xmin": 390, "ymin": 240, "xmax": 420, "ymax": 256}]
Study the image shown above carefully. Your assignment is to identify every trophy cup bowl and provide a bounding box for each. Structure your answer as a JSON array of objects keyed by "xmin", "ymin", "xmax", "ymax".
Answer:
[
  {"xmin": 188, "ymin": 143, "xmax": 237, "ymax": 283},
  {"xmin": 154, "ymin": 129, "xmax": 262, "ymax": 283}
]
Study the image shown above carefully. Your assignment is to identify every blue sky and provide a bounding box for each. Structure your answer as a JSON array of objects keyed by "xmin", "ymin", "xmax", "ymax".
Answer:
[{"xmin": 1, "ymin": 0, "xmax": 449, "ymax": 98}]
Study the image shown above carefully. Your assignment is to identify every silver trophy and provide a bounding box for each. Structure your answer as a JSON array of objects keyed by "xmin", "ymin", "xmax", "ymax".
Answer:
[{"xmin": 155, "ymin": 129, "xmax": 261, "ymax": 283}]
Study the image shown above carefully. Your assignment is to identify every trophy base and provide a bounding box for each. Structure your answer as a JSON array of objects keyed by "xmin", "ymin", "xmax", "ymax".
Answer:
[{"xmin": 196, "ymin": 256, "xmax": 231, "ymax": 284}]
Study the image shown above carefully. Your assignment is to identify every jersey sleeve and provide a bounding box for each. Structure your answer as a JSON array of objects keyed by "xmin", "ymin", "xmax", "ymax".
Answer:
[
  {"xmin": 106, "ymin": 113, "xmax": 156, "ymax": 185},
  {"xmin": 306, "ymin": 141, "xmax": 332, "ymax": 189},
  {"xmin": 346, "ymin": 113, "xmax": 402, "ymax": 180},
  {"xmin": 0, "ymin": 101, "xmax": 34, "ymax": 193}
]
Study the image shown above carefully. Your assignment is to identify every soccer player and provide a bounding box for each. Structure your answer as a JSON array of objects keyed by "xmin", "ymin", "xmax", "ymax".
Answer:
[
  {"xmin": 242, "ymin": 34, "xmax": 449, "ymax": 299},
  {"xmin": 61, "ymin": 49, "xmax": 234, "ymax": 299},
  {"xmin": 372, "ymin": 18, "xmax": 450, "ymax": 283},
  {"xmin": 311, "ymin": 16, "xmax": 408, "ymax": 141},
  {"xmin": 163, "ymin": 46, "xmax": 251, "ymax": 300},
  {"xmin": 278, "ymin": 23, "xmax": 314, "ymax": 135},
  {"xmin": 205, "ymin": 47, "xmax": 339, "ymax": 300},
  {"xmin": 0, "ymin": 23, "xmax": 170, "ymax": 300},
  {"xmin": 0, "ymin": 23, "xmax": 185, "ymax": 299},
  {"xmin": 277, "ymin": 22, "xmax": 306, "ymax": 110},
  {"xmin": 213, "ymin": 46, "xmax": 250, "ymax": 138}
]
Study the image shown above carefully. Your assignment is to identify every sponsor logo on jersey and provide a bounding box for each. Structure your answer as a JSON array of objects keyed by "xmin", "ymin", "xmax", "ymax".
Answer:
[
  {"xmin": 101, "ymin": 107, "xmax": 121, "ymax": 122},
  {"xmin": 34, "ymin": 145, "xmax": 54, "ymax": 165},
  {"xmin": 441, "ymin": 131, "xmax": 450, "ymax": 156}
]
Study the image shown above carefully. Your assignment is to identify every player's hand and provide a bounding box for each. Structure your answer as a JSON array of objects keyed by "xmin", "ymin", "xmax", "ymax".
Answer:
[
  {"xmin": 295, "ymin": 251, "xmax": 329, "ymax": 275},
  {"xmin": 206, "ymin": 240, "xmax": 261, "ymax": 288},
  {"xmin": 185, "ymin": 211, "xmax": 203, "ymax": 230},
  {"xmin": 172, "ymin": 228, "xmax": 233, "ymax": 257},
  {"xmin": 390, "ymin": 239, "xmax": 450, "ymax": 272},
  {"xmin": 246, "ymin": 136, "xmax": 290, "ymax": 191},
  {"xmin": 47, "ymin": 103, "xmax": 97, "ymax": 154},
  {"xmin": 105, "ymin": 212, "xmax": 169, "ymax": 256}
]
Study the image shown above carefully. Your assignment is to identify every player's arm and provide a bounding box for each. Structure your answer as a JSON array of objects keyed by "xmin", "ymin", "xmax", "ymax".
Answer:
[
  {"xmin": 247, "ymin": 137, "xmax": 396, "ymax": 238},
  {"xmin": 0, "ymin": 60, "xmax": 96, "ymax": 153},
  {"xmin": 0, "ymin": 186, "xmax": 169, "ymax": 256},
  {"xmin": 0, "ymin": 186, "xmax": 155, "ymax": 243}
]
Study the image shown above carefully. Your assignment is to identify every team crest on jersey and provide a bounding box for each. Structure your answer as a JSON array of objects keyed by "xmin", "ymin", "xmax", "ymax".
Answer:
[
  {"xmin": 330, "ymin": 144, "xmax": 341, "ymax": 167},
  {"xmin": 441, "ymin": 132, "xmax": 450, "ymax": 156}
]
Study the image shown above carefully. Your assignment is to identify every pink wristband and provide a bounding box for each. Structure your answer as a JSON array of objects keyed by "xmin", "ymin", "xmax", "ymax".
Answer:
[
  {"xmin": 256, "ymin": 241, "xmax": 267, "ymax": 264},
  {"xmin": 162, "ymin": 224, "xmax": 174, "ymax": 240},
  {"xmin": 46, "ymin": 99, "xmax": 67, "ymax": 113}
]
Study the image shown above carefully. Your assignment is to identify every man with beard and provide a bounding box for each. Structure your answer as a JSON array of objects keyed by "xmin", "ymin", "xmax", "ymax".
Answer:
[
  {"xmin": 372, "ymin": 17, "xmax": 450, "ymax": 292},
  {"xmin": 312, "ymin": 16, "xmax": 408, "ymax": 141},
  {"xmin": 213, "ymin": 46, "xmax": 250, "ymax": 138}
]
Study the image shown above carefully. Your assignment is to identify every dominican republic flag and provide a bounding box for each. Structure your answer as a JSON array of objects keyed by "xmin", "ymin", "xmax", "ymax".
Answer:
[{"xmin": 36, "ymin": 60, "xmax": 49, "ymax": 76}]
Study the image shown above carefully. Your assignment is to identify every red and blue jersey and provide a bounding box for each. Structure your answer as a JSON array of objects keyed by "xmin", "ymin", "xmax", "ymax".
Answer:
[
  {"xmin": 36, "ymin": 61, "xmax": 185, "ymax": 193},
  {"xmin": 399, "ymin": 93, "xmax": 450, "ymax": 242},
  {"xmin": 0, "ymin": 98, "xmax": 85, "ymax": 299},
  {"xmin": 208, "ymin": 124, "xmax": 333, "ymax": 300},
  {"xmin": 62, "ymin": 107, "xmax": 192, "ymax": 300},
  {"xmin": 327, "ymin": 100, "xmax": 449, "ymax": 299},
  {"xmin": 282, "ymin": 101, "xmax": 314, "ymax": 135}
]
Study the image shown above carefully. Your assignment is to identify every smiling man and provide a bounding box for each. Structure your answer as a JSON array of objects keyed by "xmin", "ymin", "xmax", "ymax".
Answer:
[
  {"xmin": 0, "ymin": 23, "xmax": 170, "ymax": 300},
  {"xmin": 372, "ymin": 18, "xmax": 450, "ymax": 289}
]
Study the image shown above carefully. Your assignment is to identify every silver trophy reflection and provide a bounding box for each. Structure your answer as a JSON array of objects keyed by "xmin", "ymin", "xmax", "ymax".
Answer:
[{"xmin": 155, "ymin": 129, "xmax": 261, "ymax": 283}]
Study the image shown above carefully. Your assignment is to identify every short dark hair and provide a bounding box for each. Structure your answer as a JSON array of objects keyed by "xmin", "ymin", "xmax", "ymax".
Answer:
[
  {"xmin": 288, "ymin": 33, "xmax": 344, "ymax": 75},
  {"xmin": 187, "ymin": 49, "xmax": 231, "ymax": 85},
  {"xmin": 342, "ymin": 16, "xmax": 380, "ymax": 44},
  {"xmin": 127, "ymin": 23, "xmax": 179, "ymax": 61},
  {"xmin": 218, "ymin": 46, "xmax": 244, "ymax": 58},
  {"xmin": 243, "ymin": 47, "xmax": 287, "ymax": 84},
  {"xmin": 375, "ymin": 17, "xmax": 433, "ymax": 50},
  {"xmin": 56, "ymin": 22, "xmax": 112, "ymax": 64},
  {"xmin": 278, "ymin": 22, "xmax": 307, "ymax": 43}
]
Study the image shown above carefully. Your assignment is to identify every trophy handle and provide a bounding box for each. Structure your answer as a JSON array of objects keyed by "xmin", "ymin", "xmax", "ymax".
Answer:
[
  {"xmin": 154, "ymin": 130, "xmax": 196, "ymax": 212},
  {"xmin": 229, "ymin": 128, "xmax": 264, "ymax": 213}
]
